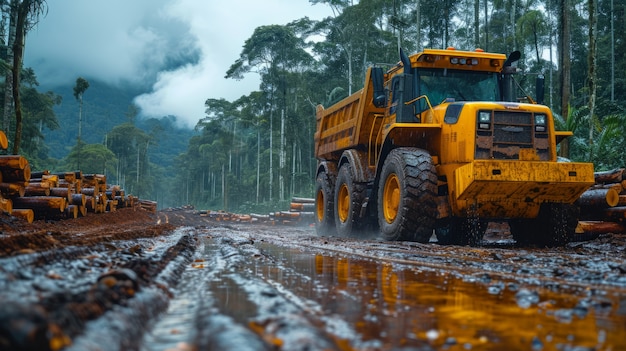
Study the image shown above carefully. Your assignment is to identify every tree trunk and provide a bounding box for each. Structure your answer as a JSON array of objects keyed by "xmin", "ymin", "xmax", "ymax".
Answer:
[
  {"xmin": 484, "ymin": 0, "xmax": 489, "ymax": 51},
  {"xmin": 11, "ymin": 1, "xmax": 29, "ymax": 154},
  {"xmin": 587, "ymin": 0, "xmax": 597, "ymax": 161},
  {"xmin": 416, "ymin": 0, "xmax": 421, "ymax": 50},
  {"xmin": 2, "ymin": 5, "xmax": 16, "ymax": 135},
  {"xmin": 558, "ymin": 0, "xmax": 571, "ymax": 158}
]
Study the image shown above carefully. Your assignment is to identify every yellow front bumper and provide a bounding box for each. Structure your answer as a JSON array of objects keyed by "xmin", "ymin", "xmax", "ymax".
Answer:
[{"xmin": 453, "ymin": 160, "xmax": 595, "ymax": 218}]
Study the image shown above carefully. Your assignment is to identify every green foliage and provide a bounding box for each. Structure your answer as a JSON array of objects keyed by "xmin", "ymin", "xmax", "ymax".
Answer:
[
  {"xmin": 12, "ymin": 0, "xmax": 626, "ymax": 211},
  {"xmin": 61, "ymin": 140, "xmax": 116, "ymax": 175}
]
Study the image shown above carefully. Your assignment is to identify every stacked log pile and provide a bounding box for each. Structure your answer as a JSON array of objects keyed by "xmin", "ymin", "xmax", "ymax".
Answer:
[
  {"xmin": 270, "ymin": 197, "xmax": 315, "ymax": 225},
  {"xmin": 3, "ymin": 168, "xmax": 142, "ymax": 222},
  {"xmin": 196, "ymin": 197, "xmax": 315, "ymax": 226},
  {"xmin": 577, "ymin": 168, "xmax": 626, "ymax": 235}
]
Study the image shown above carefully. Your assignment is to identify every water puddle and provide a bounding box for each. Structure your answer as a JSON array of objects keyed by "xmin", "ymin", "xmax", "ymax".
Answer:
[{"xmin": 140, "ymin": 232, "xmax": 625, "ymax": 351}]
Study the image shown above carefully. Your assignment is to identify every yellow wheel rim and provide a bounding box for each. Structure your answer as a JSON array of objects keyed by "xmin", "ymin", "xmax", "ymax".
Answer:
[
  {"xmin": 337, "ymin": 183, "xmax": 350, "ymax": 223},
  {"xmin": 383, "ymin": 173, "xmax": 400, "ymax": 224},
  {"xmin": 316, "ymin": 188, "xmax": 325, "ymax": 222}
]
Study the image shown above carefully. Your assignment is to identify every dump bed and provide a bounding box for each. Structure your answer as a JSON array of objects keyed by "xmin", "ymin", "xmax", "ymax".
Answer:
[{"xmin": 314, "ymin": 68, "xmax": 385, "ymax": 161}]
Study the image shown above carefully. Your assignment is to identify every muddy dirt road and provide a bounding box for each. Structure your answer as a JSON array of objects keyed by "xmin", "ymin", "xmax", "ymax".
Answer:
[{"xmin": 0, "ymin": 208, "xmax": 625, "ymax": 351}]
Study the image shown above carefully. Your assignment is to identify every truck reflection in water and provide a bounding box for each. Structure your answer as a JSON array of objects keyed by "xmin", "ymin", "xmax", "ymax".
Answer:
[{"xmin": 309, "ymin": 253, "xmax": 622, "ymax": 350}]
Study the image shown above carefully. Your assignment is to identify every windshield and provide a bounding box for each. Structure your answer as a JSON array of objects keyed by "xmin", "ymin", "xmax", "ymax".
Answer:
[{"xmin": 417, "ymin": 68, "xmax": 499, "ymax": 106}]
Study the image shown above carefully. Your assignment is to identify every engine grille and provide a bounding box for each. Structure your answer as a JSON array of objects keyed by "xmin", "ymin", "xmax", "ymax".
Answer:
[{"xmin": 475, "ymin": 110, "xmax": 550, "ymax": 160}]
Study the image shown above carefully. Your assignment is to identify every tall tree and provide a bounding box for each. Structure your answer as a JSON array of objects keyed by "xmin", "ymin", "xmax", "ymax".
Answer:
[
  {"xmin": 9, "ymin": 0, "xmax": 47, "ymax": 154},
  {"xmin": 558, "ymin": 0, "xmax": 572, "ymax": 157},
  {"xmin": 587, "ymin": 0, "xmax": 597, "ymax": 160},
  {"xmin": 73, "ymin": 77, "xmax": 89, "ymax": 140}
]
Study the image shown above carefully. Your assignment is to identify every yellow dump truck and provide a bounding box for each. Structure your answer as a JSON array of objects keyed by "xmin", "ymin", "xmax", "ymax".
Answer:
[{"xmin": 314, "ymin": 48, "xmax": 595, "ymax": 246}]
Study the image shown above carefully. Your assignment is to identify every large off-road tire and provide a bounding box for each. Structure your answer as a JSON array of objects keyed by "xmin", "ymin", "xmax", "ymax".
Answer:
[
  {"xmin": 315, "ymin": 171, "xmax": 336, "ymax": 236},
  {"xmin": 377, "ymin": 148, "xmax": 437, "ymax": 242},
  {"xmin": 334, "ymin": 164, "xmax": 367, "ymax": 237},
  {"xmin": 435, "ymin": 216, "xmax": 486, "ymax": 246},
  {"xmin": 510, "ymin": 203, "xmax": 579, "ymax": 247}
]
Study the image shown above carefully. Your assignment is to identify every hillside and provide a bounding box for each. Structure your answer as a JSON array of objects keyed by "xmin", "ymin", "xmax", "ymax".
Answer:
[{"xmin": 40, "ymin": 80, "xmax": 195, "ymax": 168}]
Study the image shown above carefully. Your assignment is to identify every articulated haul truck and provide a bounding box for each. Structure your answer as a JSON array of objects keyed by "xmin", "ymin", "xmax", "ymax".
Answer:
[{"xmin": 314, "ymin": 48, "xmax": 594, "ymax": 246}]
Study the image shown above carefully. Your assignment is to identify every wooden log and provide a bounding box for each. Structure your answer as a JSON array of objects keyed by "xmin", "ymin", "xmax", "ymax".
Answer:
[
  {"xmin": 62, "ymin": 172, "xmax": 76, "ymax": 183},
  {"xmin": 12, "ymin": 196, "xmax": 66, "ymax": 212},
  {"xmin": 1, "ymin": 163, "xmax": 30, "ymax": 183},
  {"xmin": 0, "ymin": 130, "xmax": 7, "ymax": 149},
  {"xmin": 617, "ymin": 195, "xmax": 626, "ymax": 207},
  {"xmin": 50, "ymin": 187, "xmax": 74, "ymax": 201},
  {"xmin": 71, "ymin": 193, "xmax": 86, "ymax": 207},
  {"xmin": 591, "ymin": 182, "xmax": 623, "ymax": 194},
  {"xmin": 81, "ymin": 187, "xmax": 100, "ymax": 197},
  {"xmin": 85, "ymin": 195, "xmax": 96, "ymax": 212},
  {"xmin": 576, "ymin": 188, "xmax": 619, "ymax": 208},
  {"xmin": 139, "ymin": 200, "xmax": 157, "ymax": 213},
  {"xmin": 114, "ymin": 196, "xmax": 126, "ymax": 208},
  {"xmin": 290, "ymin": 202, "xmax": 315, "ymax": 212},
  {"xmin": 27, "ymin": 181, "xmax": 50, "ymax": 188},
  {"xmin": 0, "ymin": 155, "xmax": 28, "ymax": 169},
  {"xmin": 53, "ymin": 170, "xmax": 82, "ymax": 181},
  {"xmin": 11, "ymin": 209, "xmax": 34, "ymax": 223},
  {"xmin": 594, "ymin": 168, "xmax": 625, "ymax": 184},
  {"xmin": 30, "ymin": 170, "xmax": 50, "ymax": 179},
  {"xmin": 598, "ymin": 206, "xmax": 626, "ymax": 222},
  {"xmin": 65, "ymin": 205, "xmax": 78, "ymax": 219},
  {"xmin": 106, "ymin": 200, "xmax": 117, "ymax": 212},
  {"xmin": 58, "ymin": 180, "xmax": 74, "ymax": 188},
  {"xmin": 578, "ymin": 220, "xmax": 625, "ymax": 234},
  {"xmin": 41, "ymin": 174, "xmax": 59, "ymax": 187},
  {"xmin": 24, "ymin": 184, "xmax": 50, "ymax": 197},
  {"xmin": 0, "ymin": 196, "xmax": 12, "ymax": 214},
  {"xmin": 0, "ymin": 182, "xmax": 25, "ymax": 197},
  {"xmin": 250, "ymin": 213, "xmax": 270, "ymax": 220},
  {"xmin": 291, "ymin": 197, "xmax": 315, "ymax": 204},
  {"xmin": 83, "ymin": 174, "xmax": 106, "ymax": 188}
]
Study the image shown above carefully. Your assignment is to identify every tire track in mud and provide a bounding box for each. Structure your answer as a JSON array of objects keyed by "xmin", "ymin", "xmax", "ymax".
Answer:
[
  {"xmin": 0, "ymin": 228, "xmax": 196, "ymax": 351},
  {"xmin": 142, "ymin": 227, "xmax": 367, "ymax": 351}
]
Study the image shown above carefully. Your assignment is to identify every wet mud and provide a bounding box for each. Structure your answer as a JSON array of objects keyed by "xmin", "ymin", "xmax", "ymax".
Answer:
[{"xmin": 0, "ymin": 208, "xmax": 625, "ymax": 350}]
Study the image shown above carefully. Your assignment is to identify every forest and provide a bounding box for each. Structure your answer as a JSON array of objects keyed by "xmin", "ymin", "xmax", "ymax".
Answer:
[{"xmin": 0, "ymin": 0, "xmax": 625, "ymax": 213}]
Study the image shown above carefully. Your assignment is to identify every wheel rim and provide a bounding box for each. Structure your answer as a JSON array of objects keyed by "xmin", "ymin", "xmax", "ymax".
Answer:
[
  {"xmin": 315, "ymin": 188, "xmax": 325, "ymax": 222},
  {"xmin": 383, "ymin": 173, "xmax": 400, "ymax": 224},
  {"xmin": 337, "ymin": 183, "xmax": 350, "ymax": 223}
]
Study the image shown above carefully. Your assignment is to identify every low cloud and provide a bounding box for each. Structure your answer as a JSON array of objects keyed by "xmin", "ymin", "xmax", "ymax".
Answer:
[{"xmin": 24, "ymin": 0, "xmax": 330, "ymax": 129}]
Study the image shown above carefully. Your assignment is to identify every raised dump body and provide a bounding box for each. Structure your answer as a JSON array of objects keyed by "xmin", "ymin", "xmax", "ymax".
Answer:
[
  {"xmin": 314, "ymin": 68, "xmax": 384, "ymax": 162},
  {"xmin": 314, "ymin": 48, "xmax": 594, "ymax": 247}
]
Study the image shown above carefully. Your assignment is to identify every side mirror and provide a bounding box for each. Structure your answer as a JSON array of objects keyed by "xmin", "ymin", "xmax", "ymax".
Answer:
[
  {"xmin": 504, "ymin": 50, "xmax": 521, "ymax": 67},
  {"xmin": 535, "ymin": 74, "xmax": 545, "ymax": 105},
  {"xmin": 372, "ymin": 67, "xmax": 386, "ymax": 108}
]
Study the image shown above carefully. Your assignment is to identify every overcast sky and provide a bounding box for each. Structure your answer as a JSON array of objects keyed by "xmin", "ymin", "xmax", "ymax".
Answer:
[{"xmin": 24, "ymin": 0, "xmax": 332, "ymax": 128}]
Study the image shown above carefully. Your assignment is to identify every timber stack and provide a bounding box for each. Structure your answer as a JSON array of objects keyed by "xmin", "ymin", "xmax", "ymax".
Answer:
[
  {"xmin": 197, "ymin": 197, "xmax": 315, "ymax": 226},
  {"xmin": 0, "ymin": 130, "xmax": 150, "ymax": 223},
  {"xmin": 577, "ymin": 168, "xmax": 626, "ymax": 236}
]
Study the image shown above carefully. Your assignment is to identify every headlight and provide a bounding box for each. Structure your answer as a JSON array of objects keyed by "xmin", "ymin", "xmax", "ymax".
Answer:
[
  {"xmin": 479, "ymin": 111, "xmax": 491, "ymax": 123},
  {"xmin": 478, "ymin": 111, "xmax": 491, "ymax": 129},
  {"xmin": 535, "ymin": 114, "xmax": 546, "ymax": 125},
  {"xmin": 535, "ymin": 114, "xmax": 546, "ymax": 132}
]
